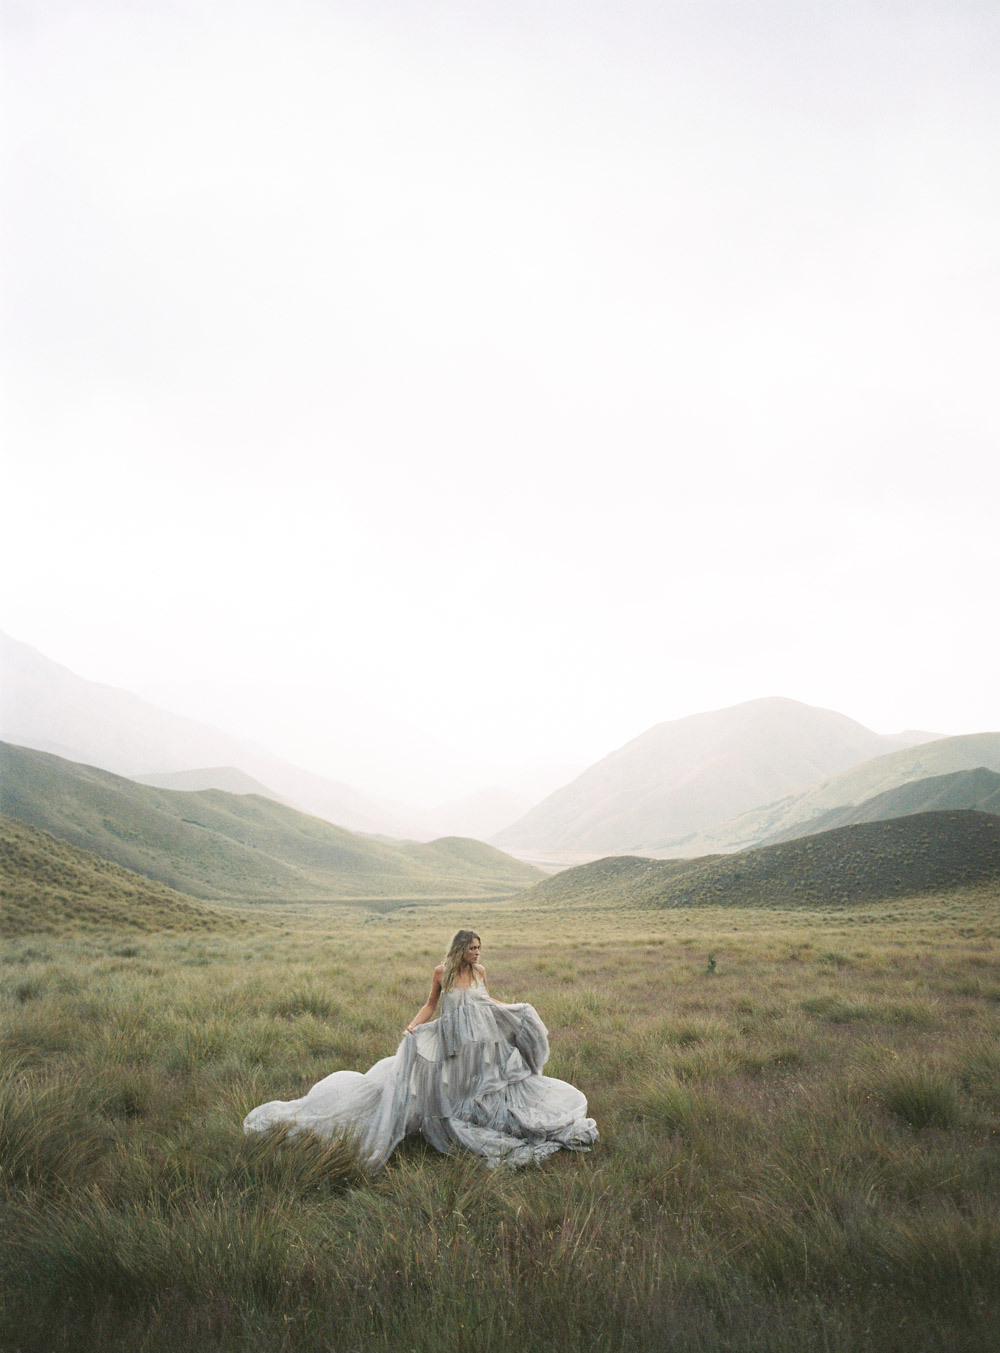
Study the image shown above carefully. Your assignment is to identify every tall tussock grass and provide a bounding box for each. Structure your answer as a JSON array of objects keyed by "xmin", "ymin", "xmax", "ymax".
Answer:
[
  {"xmin": 0, "ymin": 1065, "xmax": 111, "ymax": 1189},
  {"xmin": 881, "ymin": 1068, "xmax": 962, "ymax": 1130},
  {"xmin": 8, "ymin": 1192, "xmax": 307, "ymax": 1311},
  {"xmin": 2, "ymin": 893, "xmax": 998, "ymax": 1352}
]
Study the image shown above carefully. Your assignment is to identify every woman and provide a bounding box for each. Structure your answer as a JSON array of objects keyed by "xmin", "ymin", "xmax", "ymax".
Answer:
[{"xmin": 244, "ymin": 929, "xmax": 598, "ymax": 1170}]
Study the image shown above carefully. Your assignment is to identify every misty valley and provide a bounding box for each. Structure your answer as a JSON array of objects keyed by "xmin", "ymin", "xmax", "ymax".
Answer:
[
  {"xmin": 6, "ymin": 3, "xmax": 998, "ymax": 1348},
  {"xmin": 1, "ymin": 634, "xmax": 998, "ymax": 1353}
]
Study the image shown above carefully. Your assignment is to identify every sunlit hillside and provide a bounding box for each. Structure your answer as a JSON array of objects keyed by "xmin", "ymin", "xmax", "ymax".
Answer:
[
  {"xmin": 0, "ymin": 814, "xmax": 233, "ymax": 936},
  {"xmin": 0, "ymin": 742, "xmax": 543, "ymax": 902}
]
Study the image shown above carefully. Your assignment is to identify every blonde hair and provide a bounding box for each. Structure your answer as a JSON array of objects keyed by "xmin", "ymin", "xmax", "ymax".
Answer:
[{"xmin": 440, "ymin": 929, "xmax": 481, "ymax": 992}]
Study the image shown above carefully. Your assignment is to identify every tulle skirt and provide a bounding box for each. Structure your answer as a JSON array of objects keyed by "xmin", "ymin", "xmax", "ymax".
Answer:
[{"xmin": 244, "ymin": 997, "xmax": 598, "ymax": 1171}]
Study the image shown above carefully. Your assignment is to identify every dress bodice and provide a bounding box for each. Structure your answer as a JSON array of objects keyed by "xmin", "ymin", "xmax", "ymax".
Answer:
[
  {"xmin": 437, "ymin": 981, "xmax": 495, "ymax": 1056},
  {"xmin": 439, "ymin": 980, "xmax": 490, "ymax": 1011}
]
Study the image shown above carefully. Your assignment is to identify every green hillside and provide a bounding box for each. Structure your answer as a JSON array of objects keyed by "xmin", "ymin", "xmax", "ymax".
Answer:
[
  {"xmin": 0, "ymin": 743, "xmax": 543, "ymax": 901},
  {"xmin": 525, "ymin": 811, "xmax": 1000, "ymax": 910},
  {"xmin": 762, "ymin": 767, "xmax": 1000, "ymax": 845},
  {"xmin": 0, "ymin": 814, "xmax": 231, "ymax": 935},
  {"xmin": 661, "ymin": 732, "xmax": 1000, "ymax": 856}
]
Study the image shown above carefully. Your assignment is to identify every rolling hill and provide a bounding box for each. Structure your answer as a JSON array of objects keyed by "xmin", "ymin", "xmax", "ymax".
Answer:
[
  {"xmin": 493, "ymin": 697, "xmax": 937, "ymax": 861},
  {"xmin": 0, "ymin": 742, "xmax": 544, "ymax": 902},
  {"xmin": 522, "ymin": 811, "xmax": 1000, "ymax": 911},
  {"xmin": 664, "ymin": 733, "xmax": 1000, "ymax": 857},
  {"xmin": 0, "ymin": 814, "xmax": 232, "ymax": 935}
]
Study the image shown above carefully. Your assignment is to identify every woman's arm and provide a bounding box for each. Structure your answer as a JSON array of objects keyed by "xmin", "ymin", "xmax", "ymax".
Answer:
[{"xmin": 403, "ymin": 965, "xmax": 443, "ymax": 1034}]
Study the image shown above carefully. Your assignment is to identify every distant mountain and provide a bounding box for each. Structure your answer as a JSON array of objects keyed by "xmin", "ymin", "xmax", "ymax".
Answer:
[
  {"xmin": 1, "ymin": 813, "xmax": 230, "ymax": 936},
  {"xmin": 669, "ymin": 733, "xmax": 1000, "ymax": 857},
  {"xmin": 0, "ymin": 633, "xmax": 416, "ymax": 837},
  {"xmin": 0, "ymin": 742, "xmax": 544, "ymax": 902},
  {"xmin": 521, "ymin": 811, "xmax": 1000, "ymax": 911},
  {"xmin": 760, "ymin": 767, "xmax": 1000, "ymax": 845},
  {"xmin": 133, "ymin": 766, "xmax": 292, "ymax": 801},
  {"xmin": 492, "ymin": 697, "xmax": 936, "ymax": 861}
]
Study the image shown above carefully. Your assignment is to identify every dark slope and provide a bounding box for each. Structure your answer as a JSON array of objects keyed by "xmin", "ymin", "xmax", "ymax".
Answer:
[
  {"xmin": 0, "ymin": 742, "xmax": 543, "ymax": 901},
  {"xmin": 523, "ymin": 812, "xmax": 1000, "ymax": 910}
]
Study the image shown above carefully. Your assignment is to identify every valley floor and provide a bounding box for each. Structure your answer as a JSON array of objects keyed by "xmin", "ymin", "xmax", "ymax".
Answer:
[{"xmin": 2, "ymin": 886, "xmax": 999, "ymax": 1353}]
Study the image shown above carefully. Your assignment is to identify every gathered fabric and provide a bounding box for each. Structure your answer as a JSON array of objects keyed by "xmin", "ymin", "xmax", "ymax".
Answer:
[{"xmin": 244, "ymin": 981, "xmax": 598, "ymax": 1170}]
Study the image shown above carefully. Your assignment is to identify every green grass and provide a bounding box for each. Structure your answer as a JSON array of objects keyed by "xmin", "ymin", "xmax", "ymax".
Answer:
[{"xmin": 1, "ymin": 886, "xmax": 998, "ymax": 1351}]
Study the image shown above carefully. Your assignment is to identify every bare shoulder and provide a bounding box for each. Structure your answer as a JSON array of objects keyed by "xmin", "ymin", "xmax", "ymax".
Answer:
[
  {"xmin": 433, "ymin": 964, "xmax": 444, "ymax": 979},
  {"xmin": 475, "ymin": 963, "xmax": 486, "ymax": 980}
]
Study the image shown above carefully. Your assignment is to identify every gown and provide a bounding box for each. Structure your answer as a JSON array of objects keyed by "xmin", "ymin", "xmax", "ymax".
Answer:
[{"xmin": 243, "ymin": 978, "xmax": 598, "ymax": 1170}]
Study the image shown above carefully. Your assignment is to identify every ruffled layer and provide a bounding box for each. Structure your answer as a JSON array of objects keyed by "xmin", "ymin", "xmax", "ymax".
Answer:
[
  {"xmin": 243, "ymin": 1035, "xmax": 418, "ymax": 1170},
  {"xmin": 243, "ymin": 988, "xmax": 597, "ymax": 1171}
]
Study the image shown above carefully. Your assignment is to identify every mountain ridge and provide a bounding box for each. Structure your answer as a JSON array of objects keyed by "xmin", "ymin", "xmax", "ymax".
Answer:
[
  {"xmin": 0, "ymin": 741, "xmax": 544, "ymax": 902},
  {"xmin": 663, "ymin": 733, "xmax": 1000, "ymax": 857},
  {"xmin": 0, "ymin": 633, "xmax": 421, "ymax": 837},
  {"xmin": 0, "ymin": 633, "xmax": 555, "ymax": 842},
  {"xmin": 133, "ymin": 766, "xmax": 293, "ymax": 802},
  {"xmin": 493, "ymin": 697, "xmax": 938, "ymax": 861},
  {"xmin": 759, "ymin": 766, "xmax": 1000, "ymax": 845}
]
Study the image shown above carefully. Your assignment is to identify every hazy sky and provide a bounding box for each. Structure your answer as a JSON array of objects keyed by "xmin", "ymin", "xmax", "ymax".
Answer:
[{"xmin": 2, "ymin": 0, "xmax": 998, "ymax": 805}]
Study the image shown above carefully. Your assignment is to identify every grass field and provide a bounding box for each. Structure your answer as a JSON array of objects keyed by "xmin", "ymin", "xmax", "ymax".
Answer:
[{"xmin": 2, "ymin": 884, "xmax": 998, "ymax": 1352}]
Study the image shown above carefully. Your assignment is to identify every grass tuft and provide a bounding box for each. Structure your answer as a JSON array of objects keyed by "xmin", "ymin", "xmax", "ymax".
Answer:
[
  {"xmin": 881, "ymin": 1069, "xmax": 962, "ymax": 1130},
  {"xmin": 0, "ymin": 1069, "xmax": 111, "ymax": 1188}
]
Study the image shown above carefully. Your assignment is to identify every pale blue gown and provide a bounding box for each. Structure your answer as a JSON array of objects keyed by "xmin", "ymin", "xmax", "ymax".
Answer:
[{"xmin": 244, "ymin": 978, "xmax": 598, "ymax": 1170}]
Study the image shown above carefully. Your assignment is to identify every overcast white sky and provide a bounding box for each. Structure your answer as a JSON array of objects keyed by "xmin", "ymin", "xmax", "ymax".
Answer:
[{"xmin": 2, "ymin": 0, "xmax": 998, "ymax": 805}]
